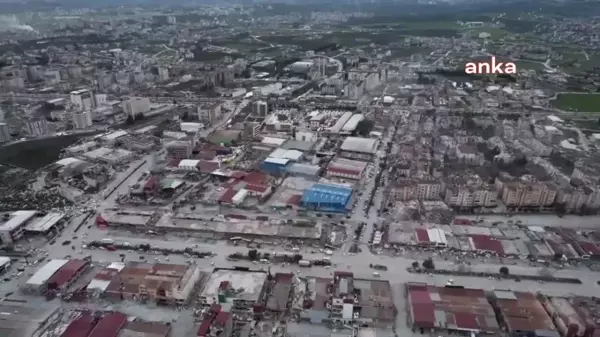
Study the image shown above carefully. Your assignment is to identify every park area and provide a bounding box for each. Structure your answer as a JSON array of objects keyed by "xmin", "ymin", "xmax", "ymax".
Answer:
[{"xmin": 551, "ymin": 93, "xmax": 600, "ymax": 112}]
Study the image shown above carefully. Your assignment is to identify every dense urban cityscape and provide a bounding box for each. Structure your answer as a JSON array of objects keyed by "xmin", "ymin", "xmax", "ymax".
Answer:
[{"xmin": 1, "ymin": 1, "xmax": 600, "ymax": 337}]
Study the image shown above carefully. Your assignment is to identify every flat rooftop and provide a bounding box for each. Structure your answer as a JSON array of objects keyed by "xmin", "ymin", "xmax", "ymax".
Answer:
[
  {"xmin": 407, "ymin": 283, "xmax": 500, "ymax": 332},
  {"xmin": 201, "ymin": 269, "xmax": 267, "ymax": 302}
]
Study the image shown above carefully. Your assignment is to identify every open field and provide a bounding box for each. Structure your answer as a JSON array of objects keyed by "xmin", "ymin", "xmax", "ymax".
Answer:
[{"xmin": 551, "ymin": 93, "xmax": 600, "ymax": 112}]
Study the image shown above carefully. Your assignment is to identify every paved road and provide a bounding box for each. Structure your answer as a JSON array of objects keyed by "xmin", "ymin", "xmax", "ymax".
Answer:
[{"xmin": 458, "ymin": 214, "xmax": 600, "ymax": 229}]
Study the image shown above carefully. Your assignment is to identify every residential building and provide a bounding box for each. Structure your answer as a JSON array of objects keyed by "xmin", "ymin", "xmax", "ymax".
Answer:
[
  {"xmin": 253, "ymin": 101, "xmax": 268, "ymax": 116},
  {"xmin": 123, "ymin": 97, "xmax": 151, "ymax": 118},
  {"xmin": 444, "ymin": 184, "xmax": 497, "ymax": 208},
  {"xmin": 165, "ymin": 141, "xmax": 192, "ymax": 160},
  {"xmin": 72, "ymin": 111, "xmax": 93, "ymax": 129},
  {"xmin": 70, "ymin": 89, "xmax": 95, "ymax": 111},
  {"xmin": 497, "ymin": 175, "xmax": 557, "ymax": 209},
  {"xmin": 26, "ymin": 119, "xmax": 51, "ymax": 137},
  {"xmin": 0, "ymin": 122, "xmax": 11, "ymax": 143},
  {"xmin": 198, "ymin": 103, "xmax": 222, "ymax": 124}
]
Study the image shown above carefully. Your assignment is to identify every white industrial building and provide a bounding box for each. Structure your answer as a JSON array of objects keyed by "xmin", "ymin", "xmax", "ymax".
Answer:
[
  {"xmin": 341, "ymin": 114, "xmax": 365, "ymax": 133},
  {"xmin": 178, "ymin": 159, "xmax": 201, "ymax": 171},
  {"xmin": 23, "ymin": 259, "xmax": 69, "ymax": 292},
  {"xmin": 180, "ymin": 122, "xmax": 203, "ymax": 133},
  {"xmin": 268, "ymin": 148, "xmax": 303, "ymax": 162},
  {"xmin": 232, "ymin": 189, "xmax": 248, "ymax": 205},
  {"xmin": 339, "ymin": 137, "xmax": 379, "ymax": 160},
  {"xmin": 101, "ymin": 130, "xmax": 129, "ymax": 144},
  {"xmin": 328, "ymin": 111, "xmax": 354, "ymax": 134},
  {"xmin": 0, "ymin": 210, "xmax": 37, "ymax": 245},
  {"xmin": 25, "ymin": 212, "xmax": 65, "ymax": 234}
]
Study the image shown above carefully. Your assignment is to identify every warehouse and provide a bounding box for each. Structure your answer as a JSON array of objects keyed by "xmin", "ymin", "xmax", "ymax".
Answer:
[
  {"xmin": 328, "ymin": 111, "xmax": 354, "ymax": 134},
  {"xmin": 301, "ymin": 183, "xmax": 353, "ymax": 213},
  {"xmin": 0, "ymin": 302, "xmax": 59, "ymax": 337},
  {"xmin": 178, "ymin": 159, "xmax": 201, "ymax": 171},
  {"xmin": 491, "ymin": 290, "xmax": 558, "ymax": 337},
  {"xmin": 339, "ymin": 137, "xmax": 379, "ymax": 161},
  {"xmin": 268, "ymin": 148, "xmax": 303, "ymax": 162},
  {"xmin": 326, "ymin": 157, "xmax": 368, "ymax": 180},
  {"xmin": 406, "ymin": 283, "xmax": 500, "ymax": 333},
  {"xmin": 61, "ymin": 311, "xmax": 97, "ymax": 337},
  {"xmin": 87, "ymin": 312, "xmax": 128, "ymax": 337},
  {"xmin": 341, "ymin": 114, "xmax": 365, "ymax": 133},
  {"xmin": 46, "ymin": 259, "xmax": 90, "ymax": 292},
  {"xmin": 0, "ymin": 210, "xmax": 37, "ymax": 245},
  {"xmin": 24, "ymin": 259, "xmax": 69, "ymax": 292},
  {"xmin": 118, "ymin": 321, "xmax": 171, "ymax": 337},
  {"xmin": 261, "ymin": 157, "xmax": 290, "ymax": 175},
  {"xmin": 25, "ymin": 212, "xmax": 65, "ymax": 234},
  {"xmin": 285, "ymin": 163, "xmax": 321, "ymax": 180}
]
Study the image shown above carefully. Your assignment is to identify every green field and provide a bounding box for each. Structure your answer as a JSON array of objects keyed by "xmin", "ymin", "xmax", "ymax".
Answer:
[{"xmin": 551, "ymin": 93, "xmax": 600, "ymax": 112}]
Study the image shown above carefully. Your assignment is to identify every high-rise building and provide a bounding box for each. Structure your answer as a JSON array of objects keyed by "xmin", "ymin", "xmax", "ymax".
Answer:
[
  {"xmin": 70, "ymin": 89, "xmax": 95, "ymax": 111},
  {"xmin": 0, "ymin": 123, "xmax": 11, "ymax": 143},
  {"xmin": 26, "ymin": 119, "xmax": 50, "ymax": 137},
  {"xmin": 158, "ymin": 67, "xmax": 169, "ymax": 81},
  {"xmin": 123, "ymin": 97, "xmax": 151, "ymax": 118},
  {"xmin": 253, "ymin": 101, "xmax": 268, "ymax": 116},
  {"xmin": 72, "ymin": 111, "xmax": 93, "ymax": 129}
]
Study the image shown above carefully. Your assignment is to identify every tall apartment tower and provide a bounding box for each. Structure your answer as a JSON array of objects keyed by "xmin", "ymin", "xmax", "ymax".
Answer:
[{"xmin": 73, "ymin": 111, "xmax": 93, "ymax": 129}]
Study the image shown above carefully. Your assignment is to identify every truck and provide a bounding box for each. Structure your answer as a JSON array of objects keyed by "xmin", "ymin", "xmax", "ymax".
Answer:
[{"xmin": 299, "ymin": 260, "xmax": 312, "ymax": 267}]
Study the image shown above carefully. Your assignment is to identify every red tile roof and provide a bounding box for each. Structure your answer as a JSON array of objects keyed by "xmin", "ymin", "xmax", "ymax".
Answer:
[
  {"xmin": 245, "ymin": 184, "xmax": 269, "ymax": 193},
  {"xmin": 197, "ymin": 160, "xmax": 219, "ymax": 174},
  {"xmin": 286, "ymin": 194, "xmax": 302, "ymax": 205},
  {"xmin": 60, "ymin": 312, "xmax": 96, "ymax": 337},
  {"xmin": 214, "ymin": 312, "xmax": 230, "ymax": 326},
  {"xmin": 87, "ymin": 312, "xmax": 127, "ymax": 337},
  {"xmin": 327, "ymin": 166, "xmax": 362, "ymax": 176},
  {"xmin": 244, "ymin": 171, "xmax": 269, "ymax": 185},
  {"xmin": 407, "ymin": 283, "xmax": 499, "ymax": 332},
  {"xmin": 144, "ymin": 176, "xmax": 158, "ymax": 190},
  {"xmin": 454, "ymin": 312, "xmax": 480, "ymax": 330},
  {"xmin": 496, "ymin": 292, "xmax": 556, "ymax": 332},
  {"xmin": 47, "ymin": 259, "xmax": 88, "ymax": 289},
  {"xmin": 167, "ymin": 159, "xmax": 181, "ymax": 167},
  {"xmin": 197, "ymin": 320, "xmax": 211, "ymax": 337},
  {"xmin": 219, "ymin": 188, "xmax": 237, "ymax": 203},
  {"xmin": 415, "ymin": 228, "xmax": 430, "ymax": 243},
  {"xmin": 578, "ymin": 241, "xmax": 600, "ymax": 256},
  {"xmin": 470, "ymin": 234, "xmax": 505, "ymax": 255}
]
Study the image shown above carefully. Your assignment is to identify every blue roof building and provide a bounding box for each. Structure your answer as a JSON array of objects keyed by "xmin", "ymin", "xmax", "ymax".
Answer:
[{"xmin": 301, "ymin": 183, "xmax": 353, "ymax": 212}]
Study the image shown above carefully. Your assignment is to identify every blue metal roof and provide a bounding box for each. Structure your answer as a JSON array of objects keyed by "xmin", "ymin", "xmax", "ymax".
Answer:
[{"xmin": 301, "ymin": 183, "xmax": 352, "ymax": 205}]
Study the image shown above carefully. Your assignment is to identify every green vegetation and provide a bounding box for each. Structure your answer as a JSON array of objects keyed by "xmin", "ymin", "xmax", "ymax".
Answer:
[{"xmin": 551, "ymin": 93, "xmax": 600, "ymax": 112}]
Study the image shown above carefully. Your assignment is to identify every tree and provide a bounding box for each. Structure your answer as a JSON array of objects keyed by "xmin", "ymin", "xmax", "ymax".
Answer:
[
  {"xmin": 499, "ymin": 266, "xmax": 509, "ymax": 276},
  {"xmin": 248, "ymin": 249, "xmax": 258, "ymax": 261},
  {"xmin": 411, "ymin": 261, "xmax": 419, "ymax": 269},
  {"xmin": 422, "ymin": 258, "xmax": 435, "ymax": 270},
  {"xmin": 126, "ymin": 115, "xmax": 134, "ymax": 125},
  {"xmin": 293, "ymin": 254, "xmax": 303, "ymax": 263},
  {"xmin": 134, "ymin": 113, "xmax": 145, "ymax": 120}
]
